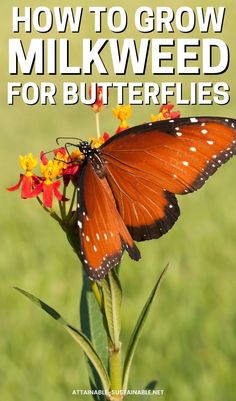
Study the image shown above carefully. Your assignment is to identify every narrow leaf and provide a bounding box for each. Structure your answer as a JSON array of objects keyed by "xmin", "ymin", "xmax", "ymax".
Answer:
[
  {"xmin": 89, "ymin": 378, "xmax": 106, "ymax": 401},
  {"xmin": 123, "ymin": 265, "xmax": 168, "ymax": 391},
  {"xmin": 14, "ymin": 287, "xmax": 110, "ymax": 392},
  {"xmin": 80, "ymin": 274, "xmax": 108, "ymax": 390},
  {"xmin": 101, "ymin": 269, "xmax": 122, "ymax": 348}
]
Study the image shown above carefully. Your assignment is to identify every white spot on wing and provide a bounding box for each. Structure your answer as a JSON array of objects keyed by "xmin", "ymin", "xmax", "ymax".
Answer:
[
  {"xmin": 201, "ymin": 129, "xmax": 208, "ymax": 134},
  {"xmin": 190, "ymin": 147, "xmax": 197, "ymax": 152},
  {"xmin": 86, "ymin": 235, "xmax": 90, "ymax": 242},
  {"xmin": 207, "ymin": 140, "xmax": 214, "ymax": 145},
  {"xmin": 176, "ymin": 132, "xmax": 182, "ymax": 137},
  {"xmin": 182, "ymin": 161, "xmax": 189, "ymax": 166},
  {"xmin": 190, "ymin": 118, "xmax": 198, "ymax": 123}
]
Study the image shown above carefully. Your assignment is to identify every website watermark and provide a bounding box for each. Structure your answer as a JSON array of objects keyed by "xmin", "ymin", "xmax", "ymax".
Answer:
[{"xmin": 72, "ymin": 389, "xmax": 165, "ymax": 397}]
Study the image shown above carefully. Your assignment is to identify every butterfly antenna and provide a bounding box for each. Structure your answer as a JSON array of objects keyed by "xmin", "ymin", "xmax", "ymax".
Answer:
[
  {"xmin": 40, "ymin": 149, "xmax": 56, "ymax": 160},
  {"xmin": 56, "ymin": 136, "xmax": 84, "ymax": 145}
]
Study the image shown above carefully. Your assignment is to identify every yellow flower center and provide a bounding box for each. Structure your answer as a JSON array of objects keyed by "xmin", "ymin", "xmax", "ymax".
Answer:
[
  {"xmin": 41, "ymin": 160, "xmax": 59, "ymax": 185},
  {"xmin": 90, "ymin": 137, "xmax": 105, "ymax": 148},
  {"xmin": 19, "ymin": 153, "xmax": 37, "ymax": 174},
  {"xmin": 113, "ymin": 105, "xmax": 132, "ymax": 123},
  {"xmin": 54, "ymin": 151, "xmax": 69, "ymax": 175},
  {"xmin": 70, "ymin": 149, "xmax": 84, "ymax": 162}
]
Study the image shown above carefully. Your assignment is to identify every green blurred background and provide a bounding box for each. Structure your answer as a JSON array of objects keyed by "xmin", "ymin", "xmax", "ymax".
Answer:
[{"xmin": 1, "ymin": 1, "xmax": 236, "ymax": 400}]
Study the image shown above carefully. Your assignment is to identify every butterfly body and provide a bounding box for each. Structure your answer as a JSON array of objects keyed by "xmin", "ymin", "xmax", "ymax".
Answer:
[
  {"xmin": 78, "ymin": 141, "xmax": 106, "ymax": 178},
  {"xmin": 75, "ymin": 116, "xmax": 236, "ymax": 280}
]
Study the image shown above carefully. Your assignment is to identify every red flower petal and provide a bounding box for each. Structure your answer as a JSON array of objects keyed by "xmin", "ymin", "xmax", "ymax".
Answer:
[
  {"xmin": 21, "ymin": 175, "xmax": 34, "ymax": 198},
  {"xmin": 40, "ymin": 151, "xmax": 48, "ymax": 165},
  {"xmin": 54, "ymin": 147, "xmax": 67, "ymax": 156},
  {"xmin": 7, "ymin": 175, "xmax": 24, "ymax": 192},
  {"xmin": 103, "ymin": 132, "xmax": 110, "ymax": 141},
  {"xmin": 170, "ymin": 111, "xmax": 181, "ymax": 119},
  {"xmin": 115, "ymin": 126, "xmax": 129, "ymax": 134},
  {"xmin": 63, "ymin": 175, "xmax": 71, "ymax": 187},
  {"xmin": 53, "ymin": 180, "xmax": 68, "ymax": 202},
  {"xmin": 32, "ymin": 175, "xmax": 41, "ymax": 185},
  {"xmin": 62, "ymin": 165, "xmax": 79, "ymax": 186},
  {"xmin": 63, "ymin": 165, "xmax": 79, "ymax": 176},
  {"xmin": 28, "ymin": 182, "xmax": 44, "ymax": 198},
  {"xmin": 42, "ymin": 183, "xmax": 54, "ymax": 208}
]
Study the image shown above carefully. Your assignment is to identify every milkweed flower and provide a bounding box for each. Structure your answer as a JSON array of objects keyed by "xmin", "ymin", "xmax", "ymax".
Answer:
[
  {"xmin": 89, "ymin": 84, "xmax": 105, "ymax": 113},
  {"xmin": 113, "ymin": 105, "xmax": 132, "ymax": 133},
  {"xmin": 90, "ymin": 132, "xmax": 111, "ymax": 148},
  {"xmin": 7, "ymin": 153, "xmax": 40, "ymax": 198},
  {"xmin": 151, "ymin": 104, "xmax": 181, "ymax": 122},
  {"xmin": 61, "ymin": 149, "xmax": 83, "ymax": 186},
  {"xmin": 28, "ymin": 160, "xmax": 68, "ymax": 208}
]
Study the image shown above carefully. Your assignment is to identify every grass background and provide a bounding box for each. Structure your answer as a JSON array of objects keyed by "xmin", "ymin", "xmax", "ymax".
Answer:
[{"xmin": 1, "ymin": 1, "xmax": 236, "ymax": 400}]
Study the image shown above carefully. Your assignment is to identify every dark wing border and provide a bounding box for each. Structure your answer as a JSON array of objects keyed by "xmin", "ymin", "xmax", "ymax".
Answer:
[{"xmin": 101, "ymin": 117, "xmax": 236, "ymax": 148}]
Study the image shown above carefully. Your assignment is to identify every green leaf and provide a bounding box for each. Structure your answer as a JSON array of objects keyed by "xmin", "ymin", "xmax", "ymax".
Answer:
[
  {"xmin": 80, "ymin": 274, "xmax": 108, "ymax": 391},
  {"xmin": 122, "ymin": 265, "xmax": 168, "ymax": 391},
  {"xmin": 14, "ymin": 287, "xmax": 110, "ymax": 393},
  {"xmin": 89, "ymin": 378, "xmax": 106, "ymax": 401},
  {"xmin": 101, "ymin": 269, "xmax": 122, "ymax": 349}
]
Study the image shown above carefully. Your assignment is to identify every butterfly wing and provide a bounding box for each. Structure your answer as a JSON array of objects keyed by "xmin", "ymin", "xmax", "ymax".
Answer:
[
  {"xmin": 102, "ymin": 117, "xmax": 236, "ymax": 241},
  {"xmin": 77, "ymin": 162, "xmax": 140, "ymax": 280},
  {"xmin": 105, "ymin": 162, "xmax": 180, "ymax": 241}
]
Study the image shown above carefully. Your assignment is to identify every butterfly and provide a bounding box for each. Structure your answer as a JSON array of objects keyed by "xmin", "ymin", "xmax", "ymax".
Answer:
[{"xmin": 74, "ymin": 116, "xmax": 236, "ymax": 280}]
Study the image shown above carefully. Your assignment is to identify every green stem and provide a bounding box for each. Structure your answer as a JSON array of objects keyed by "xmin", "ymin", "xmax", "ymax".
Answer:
[
  {"xmin": 59, "ymin": 185, "xmax": 67, "ymax": 220},
  {"xmin": 67, "ymin": 185, "xmax": 77, "ymax": 220},
  {"xmin": 108, "ymin": 343, "xmax": 123, "ymax": 401},
  {"xmin": 96, "ymin": 112, "xmax": 101, "ymax": 139},
  {"xmin": 91, "ymin": 281, "xmax": 102, "ymax": 310}
]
